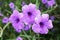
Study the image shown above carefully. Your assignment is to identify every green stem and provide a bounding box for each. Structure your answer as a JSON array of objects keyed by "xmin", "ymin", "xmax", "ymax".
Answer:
[
  {"xmin": 0, "ymin": 30, "xmax": 3, "ymax": 38},
  {"xmin": 0, "ymin": 22, "xmax": 10, "ymax": 38},
  {"xmin": 22, "ymin": 30, "xmax": 30, "ymax": 40},
  {"xmin": 16, "ymin": 6, "xmax": 21, "ymax": 11},
  {"xmin": 42, "ymin": 4, "xmax": 58, "ymax": 14},
  {"xmin": 3, "ymin": 22, "xmax": 10, "ymax": 31},
  {"xmin": 0, "ymin": 27, "xmax": 3, "ymax": 38},
  {"xmin": 36, "ymin": 0, "xmax": 39, "ymax": 9},
  {"xmin": 32, "ymin": 35, "xmax": 36, "ymax": 40},
  {"xmin": 5, "ymin": 9, "xmax": 12, "ymax": 14},
  {"xmin": 20, "ymin": 35, "xmax": 31, "ymax": 38},
  {"xmin": 37, "ymin": 34, "xmax": 39, "ymax": 40},
  {"xmin": 0, "ymin": 27, "xmax": 2, "ymax": 37}
]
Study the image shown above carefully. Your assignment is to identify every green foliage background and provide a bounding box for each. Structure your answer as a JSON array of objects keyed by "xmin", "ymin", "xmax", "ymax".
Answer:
[{"xmin": 0, "ymin": 0, "xmax": 60, "ymax": 40}]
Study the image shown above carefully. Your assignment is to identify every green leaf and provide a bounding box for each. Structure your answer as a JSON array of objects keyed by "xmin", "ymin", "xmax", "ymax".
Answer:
[
  {"xmin": 32, "ymin": 35, "xmax": 36, "ymax": 40},
  {"xmin": 42, "ymin": 4, "xmax": 58, "ymax": 14},
  {"xmin": 0, "ymin": 27, "xmax": 3, "ymax": 37},
  {"xmin": 36, "ymin": 0, "xmax": 39, "ymax": 9}
]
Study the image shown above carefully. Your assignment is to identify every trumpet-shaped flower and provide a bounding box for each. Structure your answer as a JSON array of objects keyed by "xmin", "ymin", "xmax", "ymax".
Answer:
[
  {"xmin": 22, "ymin": 3, "xmax": 41, "ymax": 25},
  {"xmin": 32, "ymin": 14, "xmax": 53, "ymax": 34},
  {"xmin": 9, "ymin": 10, "xmax": 24, "ymax": 32}
]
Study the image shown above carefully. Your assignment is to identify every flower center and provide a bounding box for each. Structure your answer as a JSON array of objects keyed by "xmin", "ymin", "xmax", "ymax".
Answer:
[
  {"xmin": 28, "ymin": 12, "xmax": 32, "ymax": 16},
  {"xmin": 39, "ymin": 22, "xmax": 44, "ymax": 27},
  {"xmin": 16, "ymin": 18, "xmax": 20, "ymax": 23}
]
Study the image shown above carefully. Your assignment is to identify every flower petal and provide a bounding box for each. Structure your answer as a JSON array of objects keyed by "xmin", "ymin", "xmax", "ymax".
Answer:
[
  {"xmin": 42, "ymin": 14, "xmax": 49, "ymax": 22},
  {"xmin": 32, "ymin": 23, "xmax": 41, "ymax": 33},
  {"xmin": 46, "ymin": 20, "xmax": 53, "ymax": 29},
  {"xmin": 16, "ymin": 36, "xmax": 23, "ymax": 40},
  {"xmin": 22, "ymin": 5, "xmax": 29, "ymax": 13},
  {"xmin": 47, "ymin": 0, "xmax": 55, "ymax": 7},
  {"xmin": 42, "ymin": 0, "xmax": 48, "ymax": 4},
  {"xmin": 35, "ymin": 14, "xmax": 41, "ymax": 23},
  {"xmin": 40, "ymin": 26, "xmax": 48, "ymax": 34},
  {"xmin": 28, "ymin": 3, "xmax": 36, "ymax": 12}
]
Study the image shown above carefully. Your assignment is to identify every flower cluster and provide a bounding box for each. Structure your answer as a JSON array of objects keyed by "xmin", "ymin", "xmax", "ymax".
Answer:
[
  {"xmin": 9, "ymin": 3, "xmax": 53, "ymax": 34},
  {"xmin": 42, "ymin": 0, "xmax": 55, "ymax": 7}
]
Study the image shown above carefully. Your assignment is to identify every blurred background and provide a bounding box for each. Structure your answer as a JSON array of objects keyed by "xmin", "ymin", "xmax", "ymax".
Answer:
[{"xmin": 0, "ymin": 0, "xmax": 60, "ymax": 40}]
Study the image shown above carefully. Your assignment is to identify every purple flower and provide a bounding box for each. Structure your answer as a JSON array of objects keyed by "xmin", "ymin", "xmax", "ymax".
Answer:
[
  {"xmin": 32, "ymin": 14, "xmax": 53, "ymax": 34},
  {"xmin": 0, "ymin": 11, "xmax": 3, "ymax": 16},
  {"xmin": 23, "ymin": 24, "xmax": 31, "ymax": 30},
  {"xmin": 22, "ymin": 3, "xmax": 41, "ymax": 25},
  {"xmin": 22, "ymin": 1, "xmax": 26, "ymax": 6},
  {"xmin": 9, "ymin": 2, "xmax": 15, "ymax": 10},
  {"xmin": 42, "ymin": 0, "xmax": 55, "ymax": 7},
  {"xmin": 42, "ymin": 0, "xmax": 48, "ymax": 4},
  {"xmin": 9, "ymin": 10, "xmax": 24, "ymax": 33},
  {"xmin": 16, "ymin": 36, "xmax": 23, "ymax": 40},
  {"xmin": 47, "ymin": 0, "xmax": 55, "ymax": 7},
  {"xmin": 2, "ymin": 17, "xmax": 9, "ymax": 23},
  {"xmin": 49, "ymin": 16, "xmax": 55, "ymax": 21},
  {"xmin": 0, "ymin": 13, "xmax": 3, "ymax": 16},
  {"xmin": 0, "ymin": 2, "xmax": 3, "ymax": 5}
]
